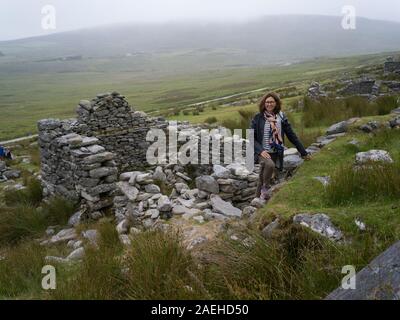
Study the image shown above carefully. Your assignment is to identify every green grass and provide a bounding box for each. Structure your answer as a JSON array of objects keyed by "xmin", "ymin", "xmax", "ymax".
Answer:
[
  {"xmin": 0, "ymin": 178, "xmax": 76, "ymax": 245},
  {"xmin": 260, "ymin": 115, "xmax": 400, "ymax": 252},
  {"xmin": 0, "ymin": 242, "xmax": 47, "ymax": 299},
  {"xmin": 302, "ymin": 95, "xmax": 399, "ymax": 128},
  {"xmin": 0, "ymin": 51, "xmax": 396, "ymax": 140}
]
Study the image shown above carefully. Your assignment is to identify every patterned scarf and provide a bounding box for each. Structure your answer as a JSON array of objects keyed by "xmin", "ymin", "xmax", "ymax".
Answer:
[{"xmin": 264, "ymin": 111, "xmax": 283, "ymax": 146}]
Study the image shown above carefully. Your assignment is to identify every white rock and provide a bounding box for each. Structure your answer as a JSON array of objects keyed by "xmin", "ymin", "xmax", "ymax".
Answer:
[
  {"xmin": 193, "ymin": 215, "xmax": 205, "ymax": 224},
  {"xmin": 66, "ymin": 247, "xmax": 85, "ymax": 261},
  {"xmin": 116, "ymin": 219, "xmax": 130, "ymax": 234},
  {"xmin": 50, "ymin": 228, "xmax": 77, "ymax": 244},
  {"xmin": 119, "ymin": 234, "xmax": 132, "ymax": 246},
  {"xmin": 355, "ymin": 150, "xmax": 393, "ymax": 165},
  {"xmin": 82, "ymin": 229, "xmax": 98, "ymax": 246},
  {"xmin": 68, "ymin": 210, "xmax": 83, "ymax": 227}
]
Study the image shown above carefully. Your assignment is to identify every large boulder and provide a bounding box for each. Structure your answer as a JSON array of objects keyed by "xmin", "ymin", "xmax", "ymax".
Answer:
[
  {"xmin": 326, "ymin": 120, "xmax": 348, "ymax": 135},
  {"xmin": 283, "ymin": 155, "xmax": 304, "ymax": 170},
  {"xmin": 195, "ymin": 175, "xmax": 219, "ymax": 194},
  {"xmin": 326, "ymin": 241, "xmax": 400, "ymax": 300}
]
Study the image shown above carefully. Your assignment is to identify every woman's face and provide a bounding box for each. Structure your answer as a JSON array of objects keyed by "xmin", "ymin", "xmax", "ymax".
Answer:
[{"xmin": 264, "ymin": 97, "xmax": 277, "ymax": 113}]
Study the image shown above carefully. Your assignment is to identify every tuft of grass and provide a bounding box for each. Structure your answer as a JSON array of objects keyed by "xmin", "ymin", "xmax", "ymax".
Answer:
[
  {"xmin": 42, "ymin": 197, "xmax": 77, "ymax": 226},
  {"xmin": 0, "ymin": 196, "xmax": 76, "ymax": 245},
  {"xmin": 221, "ymin": 109, "xmax": 255, "ymax": 138},
  {"xmin": 302, "ymin": 95, "xmax": 398, "ymax": 128},
  {"xmin": 204, "ymin": 116, "xmax": 218, "ymax": 124},
  {"xmin": 0, "ymin": 206, "xmax": 48, "ymax": 245},
  {"xmin": 49, "ymin": 220, "xmax": 125, "ymax": 300},
  {"xmin": 204, "ymin": 223, "xmax": 390, "ymax": 299},
  {"xmin": 325, "ymin": 161, "xmax": 400, "ymax": 205},
  {"xmin": 4, "ymin": 178, "xmax": 43, "ymax": 207},
  {"xmin": 124, "ymin": 230, "xmax": 210, "ymax": 299},
  {"xmin": 0, "ymin": 242, "xmax": 46, "ymax": 299}
]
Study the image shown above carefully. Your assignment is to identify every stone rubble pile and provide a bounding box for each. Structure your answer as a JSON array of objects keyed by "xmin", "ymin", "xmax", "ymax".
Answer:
[
  {"xmin": 0, "ymin": 160, "xmax": 21, "ymax": 183},
  {"xmin": 307, "ymin": 82, "xmax": 327, "ymax": 99},
  {"xmin": 112, "ymin": 162, "xmax": 263, "ymax": 234}
]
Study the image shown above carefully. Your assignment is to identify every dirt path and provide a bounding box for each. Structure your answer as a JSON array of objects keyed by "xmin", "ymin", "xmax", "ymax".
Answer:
[{"xmin": 0, "ymin": 134, "xmax": 38, "ymax": 146}]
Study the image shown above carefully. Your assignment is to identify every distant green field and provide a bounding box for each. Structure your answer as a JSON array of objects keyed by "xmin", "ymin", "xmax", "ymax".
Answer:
[{"xmin": 0, "ymin": 50, "xmax": 395, "ymax": 140}]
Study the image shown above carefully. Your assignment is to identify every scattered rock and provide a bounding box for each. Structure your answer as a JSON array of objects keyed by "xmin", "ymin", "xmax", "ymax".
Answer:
[
  {"xmin": 210, "ymin": 194, "xmax": 242, "ymax": 218},
  {"xmin": 326, "ymin": 120, "xmax": 348, "ymax": 135},
  {"xmin": 355, "ymin": 150, "xmax": 393, "ymax": 165},
  {"xmin": 293, "ymin": 213, "xmax": 343, "ymax": 241},
  {"xmin": 119, "ymin": 234, "xmax": 132, "ymax": 246},
  {"xmin": 68, "ymin": 211, "xmax": 83, "ymax": 227},
  {"xmin": 66, "ymin": 247, "xmax": 85, "ymax": 261},
  {"xmin": 250, "ymin": 197, "xmax": 266, "ymax": 209},
  {"xmin": 82, "ymin": 229, "xmax": 98, "ymax": 246},
  {"xmin": 262, "ymin": 218, "xmax": 280, "ymax": 239},
  {"xmin": 50, "ymin": 228, "xmax": 77, "ymax": 244},
  {"xmin": 355, "ymin": 218, "xmax": 366, "ymax": 231},
  {"xmin": 242, "ymin": 206, "xmax": 257, "ymax": 217},
  {"xmin": 314, "ymin": 176, "xmax": 331, "ymax": 187}
]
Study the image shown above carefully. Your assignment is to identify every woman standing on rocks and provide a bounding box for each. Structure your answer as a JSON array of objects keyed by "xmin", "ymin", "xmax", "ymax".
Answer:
[{"xmin": 251, "ymin": 92, "xmax": 310, "ymax": 200}]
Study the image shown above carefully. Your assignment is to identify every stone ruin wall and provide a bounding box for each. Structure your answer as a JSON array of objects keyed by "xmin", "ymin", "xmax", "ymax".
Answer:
[{"xmin": 38, "ymin": 92, "xmax": 250, "ymax": 215}]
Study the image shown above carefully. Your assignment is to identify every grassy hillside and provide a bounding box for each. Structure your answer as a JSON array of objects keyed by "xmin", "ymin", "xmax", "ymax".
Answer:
[
  {"xmin": 0, "ymin": 51, "xmax": 397, "ymax": 140},
  {"xmin": 1, "ymin": 112, "xmax": 399, "ymax": 299}
]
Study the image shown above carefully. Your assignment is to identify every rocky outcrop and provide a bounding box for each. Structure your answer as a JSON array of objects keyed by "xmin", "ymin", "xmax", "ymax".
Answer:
[
  {"xmin": 307, "ymin": 82, "xmax": 327, "ymax": 99},
  {"xmin": 326, "ymin": 240, "xmax": 400, "ymax": 300}
]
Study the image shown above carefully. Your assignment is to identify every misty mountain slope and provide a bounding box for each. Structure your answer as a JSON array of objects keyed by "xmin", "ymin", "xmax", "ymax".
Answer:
[{"xmin": 1, "ymin": 15, "xmax": 400, "ymax": 64}]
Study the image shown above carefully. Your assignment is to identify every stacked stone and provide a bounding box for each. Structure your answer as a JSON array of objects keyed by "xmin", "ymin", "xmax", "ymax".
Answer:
[
  {"xmin": 383, "ymin": 81, "xmax": 400, "ymax": 93},
  {"xmin": 0, "ymin": 160, "xmax": 21, "ymax": 182},
  {"xmin": 307, "ymin": 82, "xmax": 327, "ymax": 99},
  {"xmin": 172, "ymin": 124, "xmax": 250, "ymax": 166},
  {"xmin": 199, "ymin": 164, "xmax": 259, "ymax": 207},
  {"xmin": 338, "ymin": 78, "xmax": 377, "ymax": 96},
  {"xmin": 73, "ymin": 92, "xmax": 168, "ymax": 170},
  {"xmin": 384, "ymin": 57, "xmax": 400, "ymax": 74},
  {"xmin": 112, "ymin": 161, "xmax": 263, "ymax": 233},
  {"xmin": 38, "ymin": 119, "xmax": 79, "ymax": 200},
  {"xmin": 38, "ymin": 119, "xmax": 118, "ymax": 213}
]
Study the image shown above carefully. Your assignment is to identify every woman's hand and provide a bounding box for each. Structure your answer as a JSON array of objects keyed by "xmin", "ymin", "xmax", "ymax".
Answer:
[{"xmin": 261, "ymin": 151, "xmax": 271, "ymax": 159}]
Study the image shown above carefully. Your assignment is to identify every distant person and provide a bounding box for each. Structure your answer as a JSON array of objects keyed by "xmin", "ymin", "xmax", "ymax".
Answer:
[
  {"xmin": 251, "ymin": 92, "xmax": 310, "ymax": 200},
  {"xmin": 0, "ymin": 146, "xmax": 13, "ymax": 160}
]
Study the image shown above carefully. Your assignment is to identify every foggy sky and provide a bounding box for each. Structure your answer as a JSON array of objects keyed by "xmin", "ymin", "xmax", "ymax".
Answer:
[{"xmin": 1, "ymin": 0, "xmax": 400, "ymax": 41}]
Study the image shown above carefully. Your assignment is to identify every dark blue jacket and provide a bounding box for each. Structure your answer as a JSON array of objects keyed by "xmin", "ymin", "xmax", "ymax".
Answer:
[{"xmin": 250, "ymin": 112, "xmax": 308, "ymax": 168}]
